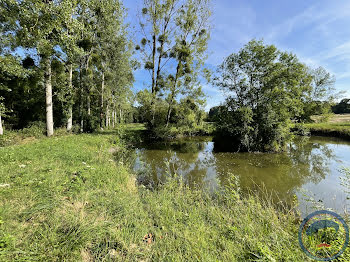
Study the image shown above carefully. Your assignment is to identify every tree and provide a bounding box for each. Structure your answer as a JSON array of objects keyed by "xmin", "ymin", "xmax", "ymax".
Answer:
[
  {"xmin": 137, "ymin": 0, "xmax": 211, "ymax": 128},
  {"xmin": 300, "ymin": 66, "xmax": 336, "ymax": 121},
  {"xmin": 0, "ymin": 55, "xmax": 28, "ymax": 135},
  {"xmin": 164, "ymin": 0, "xmax": 211, "ymax": 127},
  {"xmin": 0, "ymin": 1, "xmax": 27, "ymax": 134},
  {"xmin": 332, "ymin": 98, "xmax": 350, "ymax": 114},
  {"xmin": 59, "ymin": 0, "xmax": 82, "ymax": 131},
  {"xmin": 0, "ymin": 97, "xmax": 4, "ymax": 135},
  {"xmin": 13, "ymin": 0, "xmax": 74, "ymax": 136},
  {"xmin": 208, "ymin": 105, "xmax": 226, "ymax": 122},
  {"xmin": 214, "ymin": 40, "xmax": 312, "ymax": 152}
]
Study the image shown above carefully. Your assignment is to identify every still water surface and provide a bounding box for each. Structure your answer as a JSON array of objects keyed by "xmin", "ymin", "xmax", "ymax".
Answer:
[{"xmin": 134, "ymin": 136, "xmax": 350, "ymax": 215}]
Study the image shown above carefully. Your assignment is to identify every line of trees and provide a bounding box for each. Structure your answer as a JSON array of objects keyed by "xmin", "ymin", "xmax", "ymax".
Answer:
[
  {"xmin": 332, "ymin": 99, "xmax": 350, "ymax": 114},
  {"xmin": 0, "ymin": 0, "xmax": 134, "ymax": 136},
  {"xmin": 0, "ymin": 0, "xmax": 212, "ymax": 137}
]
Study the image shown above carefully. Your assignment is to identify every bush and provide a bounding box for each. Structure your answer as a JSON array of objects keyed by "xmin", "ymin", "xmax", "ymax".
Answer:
[
  {"xmin": 84, "ymin": 115, "xmax": 100, "ymax": 133},
  {"xmin": 292, "ymin": 123, "xmax": 310, "ymax": 136},
  {"xmin": 20, "ymin": 121, "xmax": 45, "ymax": 138}
]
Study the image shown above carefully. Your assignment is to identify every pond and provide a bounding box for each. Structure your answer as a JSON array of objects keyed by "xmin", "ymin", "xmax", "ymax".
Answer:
[{"xmin": 133, "ymin": 136, "xmax": 350, "ymax": 215}]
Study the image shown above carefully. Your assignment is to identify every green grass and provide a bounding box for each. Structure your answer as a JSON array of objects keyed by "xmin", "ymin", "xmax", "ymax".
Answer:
[
  {"xmin": 1, "ymin": 130, "xmax": 350, "ymax": 261},
  {"xmin": 305, "ymin": 122, "xmax": 350, "ymax": 140}
]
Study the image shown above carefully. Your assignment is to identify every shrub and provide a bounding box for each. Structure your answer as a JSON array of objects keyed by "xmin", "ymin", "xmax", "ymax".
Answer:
[{"xmin": 20, "ymin": 121, "xmax": 45, "ymax": 138}]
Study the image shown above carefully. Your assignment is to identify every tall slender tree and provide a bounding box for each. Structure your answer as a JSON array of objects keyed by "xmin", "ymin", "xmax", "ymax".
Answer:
[{"xmin": 137, "ymin": 0, "xmax": 211, "ymax": 128}]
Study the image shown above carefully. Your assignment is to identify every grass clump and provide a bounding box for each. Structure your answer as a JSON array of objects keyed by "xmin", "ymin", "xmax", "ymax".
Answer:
[{"xmin": 1, "ymin": 131, "xmax": 350, "ymax": 261}]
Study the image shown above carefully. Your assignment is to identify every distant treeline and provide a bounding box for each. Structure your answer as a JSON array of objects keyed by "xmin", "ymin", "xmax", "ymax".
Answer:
[{"xmin": 332, "ymin": 99, "xmax": 350, "ymax": 114}]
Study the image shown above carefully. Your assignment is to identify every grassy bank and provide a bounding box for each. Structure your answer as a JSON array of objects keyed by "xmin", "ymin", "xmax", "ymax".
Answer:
[
  {"xmin": 1, "ymin": 131, "xmax": 349, "ymax": 261},
  {"xmin": 305, "ymin": 122, "xmax": 350, "ymax": 140}
]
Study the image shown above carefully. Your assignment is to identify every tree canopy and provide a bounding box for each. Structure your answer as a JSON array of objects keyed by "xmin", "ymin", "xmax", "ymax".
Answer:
[{"xmin": 213, "ymin": 40, "xmax": 334, "ymax": 152}]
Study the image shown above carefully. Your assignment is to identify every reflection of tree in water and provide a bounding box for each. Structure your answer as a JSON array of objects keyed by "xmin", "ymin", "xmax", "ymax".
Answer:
[
  {"xmin": 136, "ymin": 140, "xmax": 209, "ymax": 188},
  {"xmin": 214, "ymin": 136, "xmax": 335, "ymax": 203},
  {"xmin": 136, "ymin": 136, "xmax": 336, "ymax": 203}
]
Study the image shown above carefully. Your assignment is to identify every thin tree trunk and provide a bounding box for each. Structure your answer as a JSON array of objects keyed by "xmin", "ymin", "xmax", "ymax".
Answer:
[
  {"xmin": 0, "ymin": 113, "xmax": 3, "ymax": 135},
  {"xmin": 87, "ymin": 92, "xmax": 91, "ymax": 116},
  {"xmin": 119, "ymin": 108, "xmax": 122, "ymax": 124},
  {"xmin": 112, "ymin": 109, "xmax": 115, "ymax": 128},
  {"xmin": 67, "ymin": 64, "xmax": 73, "ymax": 131},
  {"xmin": 106, "ymin": 103, "xmax": 109, "ymax": 128},
  {"xmin": 86, "ymin": 55, "xmax": 91, "ymax": 116},
  {"xmin": 166, "ymin": 63, "xmax": 181, "ymax": 127},
  {"xmin": 150, "ymin": 34, "xmax": 157, "ymax": 126},
  {"xmin": 151, "ymin": 34, "xmax": 156, "ymax": 95},
  {"xmin": 100, "ymin": 71, "xmax": 105, "ymax": 129},
  {"xmin": 79, "ymin": 62, "xmax": 84, "ymax": 133},
  {"xmin": 166, "ymin": 99, "xmax": 173, "ymax": 127},
  {"xmin": 45, "ymin": 57, "xmax": 54, "ymax": 137}
]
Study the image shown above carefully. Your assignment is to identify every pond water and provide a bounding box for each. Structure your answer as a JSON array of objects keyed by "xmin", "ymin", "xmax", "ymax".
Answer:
[{"xmin": 133, "ymin": 136, "xmax": 350, "ymax": 215}]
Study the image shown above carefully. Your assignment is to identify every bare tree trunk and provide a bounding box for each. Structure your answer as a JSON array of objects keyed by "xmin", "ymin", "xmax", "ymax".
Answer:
[
  {"xmin": 100, "ymin": 71, "xmax": 104, "ymax": 129},
  {"xmin": 166, "ymin": 100, "xmax": 172, "ymax": 127},
  {"xmin": 166, "ymin": 63, "xmax": 180, "ymax": 127},
  {"xmin": 87, "ymin": 95, "xmax": 91, "ymax": 116},
  {"xmin": 106, "ymin": 103, "xmax": 109, "ymax": 128},
  {"xmin": 112, "ymin": 109, "xmax": 115, "ymax": 128},
  {"xmin": 150, "ymin": 34, "xmax": 157, "ymax": 126},
  {"xmin": 119, "ymin": 108, "xmax": 122, "ymax": 124},
  {"xmin": 0, "ymin": 113, "xmax": 3, "ymax": 135},
  {"xmin": 79, "ymin": 63, "xmax": 84, "ymax": 133},
  {"xmin": 67, "ymin": 64, "xmax": 73, "ymax": 131},
  {"xmin": 45, "ymin": 57, "xmax": 54, "ymax": 137},
  {"xmin": 151, "ymin": 34, "xmax": 156, "ymax": 94}
]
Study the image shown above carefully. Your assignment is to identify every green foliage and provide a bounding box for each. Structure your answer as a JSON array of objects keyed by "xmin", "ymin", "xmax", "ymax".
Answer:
[
  {"xmin": 300, "ymin": 67, "xmax": 336, "ymax": 122},
  {"xmin": 214, "ymin": 40, "xmax": 312, "ymax": 152},
  {"xmin": 20, "ymin": 121, "xmax": 46, "ymax": 138},
  {"xmin": 151, "ymin": 122, "xmax": 214, "ymax": 139},
  {"xmin": 332, "ymin": 99, "xmax": 350, "ymax": 114},
  {"xmin": 207, "ymin": 105, "xmax": 226, "ymax": 122},
  {"xmin": 137, "ymin": 0, "xmax": 211, "ymax": 129},
  {"xmin": 0, "ymin": 0, "xmax": 134, "ymax": 134}
]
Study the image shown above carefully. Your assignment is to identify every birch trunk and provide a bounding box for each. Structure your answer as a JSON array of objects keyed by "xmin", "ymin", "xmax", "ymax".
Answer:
[
  {"xmin": 0, "ymin": 114, "xmax": 3, "ymax": 135},
  {"xmin": 166, "ymin": 101, "xmax": 172, "ymax": 127},
  {"xmin": 112, "ymin": 109, "xmax": 115, "ymax": 128},
  {"xmin": 45, "ymin": 58, "xmax": 54, "ymax": 137},
  {"xmin": 79, "ymin": 62, "xmax": 84, "ymax": 133},
  {"xmin": 106, "ymin": 103, "xmax": 109, "ymax": 128},
  {"xmin": 87, "ymin": 95, "xmax": 91, "ymax": 115},
  {"xmin": 100, "ymin": 71, "xmax": 105, "ymax": 129},
  {"xmin": 119, "ymin": 108, "xmax": 123, "ymax": 124},
  {"xmin": 67, "ymin": 64, "xmax": 73, "ymax": 131}
]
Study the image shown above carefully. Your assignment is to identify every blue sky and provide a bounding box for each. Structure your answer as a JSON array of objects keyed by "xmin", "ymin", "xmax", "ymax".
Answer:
[{"xmin": 123, "ymin": 0, "xmax": 350, "ymax": 111}]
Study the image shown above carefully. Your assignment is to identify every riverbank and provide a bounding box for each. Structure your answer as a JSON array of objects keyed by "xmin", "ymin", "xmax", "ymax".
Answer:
[
  {"xmin": 0, "ymin": 131, "xmax": 349, "ymax": 261},
  {"xmin": 305, "ymin": 122, "xmax": 350, "ymax": 140}
]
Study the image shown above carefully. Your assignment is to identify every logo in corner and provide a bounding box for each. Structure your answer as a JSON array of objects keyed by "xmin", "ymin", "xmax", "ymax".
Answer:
[{"xmin": 298, "ymin": 210, "xmax": 349, "ymax": 261}]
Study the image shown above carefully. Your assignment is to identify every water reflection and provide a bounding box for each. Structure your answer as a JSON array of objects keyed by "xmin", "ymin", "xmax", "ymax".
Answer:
[{"xmin": 134, "ymin": 136, "xmax": 350, "ymax": 213}]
